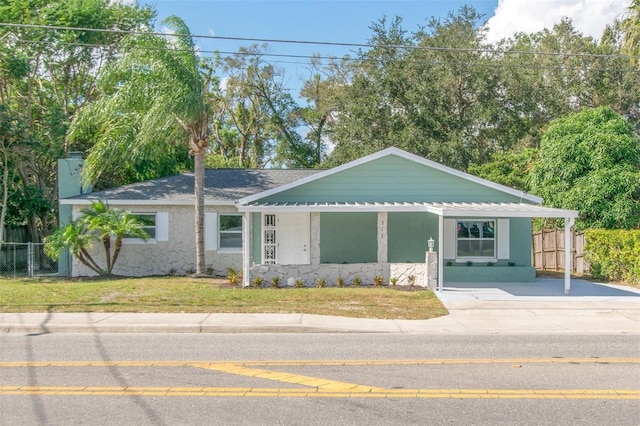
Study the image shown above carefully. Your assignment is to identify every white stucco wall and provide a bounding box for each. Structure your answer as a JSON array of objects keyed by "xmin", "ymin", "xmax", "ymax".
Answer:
[{"xmin": 71, "ymin": 204, "xmax": 242, "ymax": 277}]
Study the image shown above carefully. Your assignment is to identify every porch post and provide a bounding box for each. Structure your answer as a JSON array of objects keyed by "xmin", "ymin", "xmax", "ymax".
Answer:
[
  {"xmin": 564, "ymin": 216, "xmax": 575, "ymax": 295},
  {"xmin": 310, "ymin": 212, "xmax": 321, "ymax": 265},
  {"xmin": 438, "ymin": 214, "xmax": 444, "ymax": 292},
  {"xmin": 377, "ymin": 212, "xmax": 388, "ymax": 263},
  {"xmin": 242, "ymin": 212, "xmax": 251, "ymax": 287}
]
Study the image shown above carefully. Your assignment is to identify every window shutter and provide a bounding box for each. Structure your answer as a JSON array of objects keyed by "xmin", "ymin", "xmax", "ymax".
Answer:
[
  {"xmin": 497, "ymin": 218, "xmax": 510, "ymax": 259},
  {"xmin": 205, "ymin": 213, "xmax": 218, "ymax": 250},
  {"xmin": 444, "ymin": 219, "xmax": 456, "ymax": 259},
  {"xmin": 156, "ymin": 212, "xmax": 169, "ymax": 242}
]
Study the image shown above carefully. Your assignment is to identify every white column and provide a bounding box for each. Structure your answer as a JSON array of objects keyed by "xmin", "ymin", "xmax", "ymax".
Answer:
[
  {"xmin": 310, "ymin": 212, "xmax": 321, "ymax": 265},
  {"xmin": 242, "ymin": 212, "xmax": 252, "ymax": 287},
  {"xmin": 377, "ymin": 212, "xmax": 388, "ymax": 263},
  {"xmin": 564, "ymin": 216, "xmax": 575, "ymax": 295},
  {"xmin": 438, "ymin": 214, "xmax": 444, "ymax": 292}
]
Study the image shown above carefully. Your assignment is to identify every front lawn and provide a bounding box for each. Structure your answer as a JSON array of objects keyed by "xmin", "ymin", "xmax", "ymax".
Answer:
[{"xmin": 0, "ymin": 276, "xmax": 448, "ymax": 320}]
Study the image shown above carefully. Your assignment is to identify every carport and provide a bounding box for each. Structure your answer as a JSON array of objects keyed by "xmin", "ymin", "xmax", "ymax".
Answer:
[{"xmin": 424, "ymin": 202, "xmax": 579, "ymax": 294}]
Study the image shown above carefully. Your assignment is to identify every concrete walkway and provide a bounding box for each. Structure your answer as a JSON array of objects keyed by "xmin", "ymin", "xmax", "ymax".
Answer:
[{"xmin": 1, "ymin": 279, "xmax": 638, "ymax": 335}]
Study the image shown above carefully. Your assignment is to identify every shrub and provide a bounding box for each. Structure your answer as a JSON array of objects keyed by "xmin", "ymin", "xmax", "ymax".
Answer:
[
  {"xmin": 486, "ymin": 262, "xmax": 494, "ymax": 267},
  {"xmin": 407, "ymin": 275, "xmax": 416, "ymax": 287},
  {"xmin": 316, "ymin": 277, "xmax": 326, "ymax": 288},
  {"xmin": 271, "ymin": 276, "xmax": 280, "ymax": 288},
  {"xmin": 584, "ymin": 229, "xmax": 640, "ymax": 284},
  {"xmin": 252, "ymin": 276, "xmax": 263, "ymax": 288},
  {"xmin": 390, "ymin": 277, "xmax": 398, "ymax": 286},
  {"xmin": 227, "ymin": 267, "xmax": 241, "ymax": 285},
  {"xmin": 295, "ymin": 278, "xmax": 304, "ymax": 288},
  {"xmin": 466, "ymin": 261, "xmax": 473, "ymax": 267},
  {"xmin": 373, "ymin": 275, "xmax": 384, "ymax": 287},
  {"xmin": 352, "ymin": 276, "xmax": 361, "ymax": 287},
  {"xmin": 336, "ymin": 276, "xmax": 344, "ymax": 288}
]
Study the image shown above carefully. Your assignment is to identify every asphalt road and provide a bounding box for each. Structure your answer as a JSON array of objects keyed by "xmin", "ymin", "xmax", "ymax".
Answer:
[{"xmin": 1, "ymin": 333, "xmax": 639, "ymax": 425}]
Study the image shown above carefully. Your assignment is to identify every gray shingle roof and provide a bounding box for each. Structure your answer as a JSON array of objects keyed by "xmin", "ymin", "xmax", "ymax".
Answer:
[{"xmin": 65, "ymin": 169, "xmax": 323, "ymax": 204}]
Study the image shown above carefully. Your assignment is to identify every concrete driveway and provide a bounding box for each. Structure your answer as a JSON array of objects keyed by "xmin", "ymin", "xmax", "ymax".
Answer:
[
  {"xmin": 438, "ymin": 278, "xmax": 640, "ymax": 303},
  {"xmin": 429, "ymin": 278, "xmax": 640, "ymax": 335}
]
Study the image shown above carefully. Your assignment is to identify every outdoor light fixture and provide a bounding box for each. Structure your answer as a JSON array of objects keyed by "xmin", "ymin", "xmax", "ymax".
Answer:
[{"xmin": 428, "ymin": 237, "xmax": 434, "ymax": 252}]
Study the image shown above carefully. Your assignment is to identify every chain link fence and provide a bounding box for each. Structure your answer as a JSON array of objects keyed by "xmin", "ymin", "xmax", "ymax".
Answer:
[{"xmin": 0, "ymin": 242, "xmax": 59, "ymax": 277}]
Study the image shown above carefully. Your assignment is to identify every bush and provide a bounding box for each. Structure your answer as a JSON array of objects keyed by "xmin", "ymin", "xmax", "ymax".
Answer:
[
  {"xmin": 584, "ymin": 229, "xmax": 640, "ymax": 284},
  {"xmin": 271, "ymin": 276, "xmax": 280, "ymax": 288},
  {"xmin": 252, "ymin": 276, "xmax": 263, "ymax": 288}
]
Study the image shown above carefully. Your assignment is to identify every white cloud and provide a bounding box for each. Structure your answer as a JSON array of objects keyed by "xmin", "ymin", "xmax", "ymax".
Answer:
[{"xmin": 484, "ymin": 0, "xmax": 631, "ymax": 44}]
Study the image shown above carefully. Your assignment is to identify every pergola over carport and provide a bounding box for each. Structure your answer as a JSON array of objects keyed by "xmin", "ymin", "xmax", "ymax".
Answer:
[
  {"xmin": 422, "ymin": 202, "xmax": 579, "ymax": 294},
  {"xmin": 238, "ymin": 201, "xmax": 579, "ymax": 294}
]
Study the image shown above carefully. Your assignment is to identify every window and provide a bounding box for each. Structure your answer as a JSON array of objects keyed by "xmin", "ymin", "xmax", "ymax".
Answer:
[
  {"xmin": 219, "ymin": 215, "xmax": 242, "ymax": 250},
  {"xmin": 123, "ymin": 212, "xmax": 168, "ymax": 244},
  {"xmin": 263, "ymin": 214, "xmax": 276, "ymax": 264},
  {"xmin": 123, "ymin": 213, "xmax": 156, "ymax": 241},
  {"xmin": 456, "ymin": 220, "xmax": 495, "ymax": 259},
  {"xmin": 136, "ymin": 214, "xmax": 156, "ymax": 239}
]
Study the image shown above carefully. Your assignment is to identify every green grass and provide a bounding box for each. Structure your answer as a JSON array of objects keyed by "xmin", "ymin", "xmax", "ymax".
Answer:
[{"xmin": 0, "ymin": 276, "xmax": 448, "ymax": 320}]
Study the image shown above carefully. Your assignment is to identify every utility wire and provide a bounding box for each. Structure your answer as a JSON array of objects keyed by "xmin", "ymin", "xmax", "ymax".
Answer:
[
  {"xmin": 14, "ymin": 38, "xmax": 640, "ymax": 75},
  {"xmin": 1, "ymin": 21, "xmax": 639, "ymax": 61}
]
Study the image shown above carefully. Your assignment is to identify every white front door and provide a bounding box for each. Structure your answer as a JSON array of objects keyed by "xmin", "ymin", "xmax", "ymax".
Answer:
[{"xmin": 277, "ymin": 213, "xmax": 310, "ymax": 264}]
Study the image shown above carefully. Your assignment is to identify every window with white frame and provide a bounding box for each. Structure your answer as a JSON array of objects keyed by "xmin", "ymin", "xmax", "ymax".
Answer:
[
  {"xmin": 123, "ymin": 212, "xmax": 168, "ymax": 244},
  {"xmin": 456, "ymin": 219, "xmax": 496, "ymax": 259},
  {"xmin": 123, "ymin": 213, "xmax": 156, "ymax": 241},
  {"xmin": 219, "ymin": 215, "xmax": 242, "ymax": 250}
]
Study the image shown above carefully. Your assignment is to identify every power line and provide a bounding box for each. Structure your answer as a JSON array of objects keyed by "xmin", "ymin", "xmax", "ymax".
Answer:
[
  {"xmin": 1, "ymin": 21, "xmax": 639, "ymax": 61},
  {"xmin": 14, "ymin": 38, "xmax": 640, "ymax": 75}
]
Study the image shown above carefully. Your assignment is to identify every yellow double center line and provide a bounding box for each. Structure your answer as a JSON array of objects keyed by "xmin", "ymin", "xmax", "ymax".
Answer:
[{"xmin": 1, "ymin": 358, "xmax": 638, "ymax": 399}]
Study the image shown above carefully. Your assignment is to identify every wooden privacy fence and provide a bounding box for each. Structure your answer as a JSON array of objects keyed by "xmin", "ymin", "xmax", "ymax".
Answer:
[{"xmin": 532, "ymin": 230, "xmax": 588, "ymax": 274}]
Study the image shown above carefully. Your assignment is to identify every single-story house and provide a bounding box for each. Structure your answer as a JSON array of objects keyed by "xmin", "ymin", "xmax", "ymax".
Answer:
[{"xmin": 59, "ymin": 147, "xmax": 579, "ymax": 292}]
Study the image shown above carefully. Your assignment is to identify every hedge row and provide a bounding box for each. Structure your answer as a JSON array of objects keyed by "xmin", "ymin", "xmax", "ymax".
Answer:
[{"xmin": 583, "ymin": 229, "xmax": 640, "ymax": 285}]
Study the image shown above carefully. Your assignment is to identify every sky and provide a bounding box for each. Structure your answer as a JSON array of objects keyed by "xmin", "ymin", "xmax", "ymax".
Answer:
[{"xmin": 136, "ymin": 0, "xmax": 631, "ymax": 92}]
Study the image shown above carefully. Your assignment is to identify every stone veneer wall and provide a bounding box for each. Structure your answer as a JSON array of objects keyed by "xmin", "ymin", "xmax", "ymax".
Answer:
[
  {"xmin": 250, "ymin": 262, "xmax": 430, "ymax": 287},
  {"xmin": 71, "ymin": 204, "xmax": 242, "ymax": 277}
]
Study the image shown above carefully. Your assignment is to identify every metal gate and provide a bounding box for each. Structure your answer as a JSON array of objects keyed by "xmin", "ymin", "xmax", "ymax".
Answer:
[{"xmin": 0, "ymin": 242, "xmax": 58, "ymax": 277}]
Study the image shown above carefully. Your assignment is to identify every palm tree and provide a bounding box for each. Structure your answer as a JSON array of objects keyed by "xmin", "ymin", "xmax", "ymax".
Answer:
[
  {"xmin": 79, "ymin": 201, "xmax": 149, "ymax": 274},
  {"xmin": 45, "ymin": 201, "xmax": 149, "ymax": 275},
  {"xmin": 623, "ymin": 0, "xmax": 640, "ymax": 63},
  {"xmin": 69, "ymin": 16, "xmax": 213, "ymax": 275},
  {"xmin": 44, "ymin": 221, "xmax": 103, "ymax": 275}
]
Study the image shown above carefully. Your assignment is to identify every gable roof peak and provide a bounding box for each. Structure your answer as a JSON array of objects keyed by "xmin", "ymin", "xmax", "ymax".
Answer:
[{"xmin": 238, "ymin": 146, "xmax": 542, "ymax": 205}]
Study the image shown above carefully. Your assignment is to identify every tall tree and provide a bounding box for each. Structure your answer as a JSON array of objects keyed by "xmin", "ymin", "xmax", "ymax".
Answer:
[
  {"xmin": 622, "ymin": 0, "xmax": 640, "ymax": 61},
  {"xmin": 529, "ymin": 106, "xmax": 640, "ymax": 230},
  {"xmin": 216, "ymin": 44, "xmax": 316, "ymax": 168},
  {"xmin": 0, "ymin": 0, "xmax": 154, "ymax": 241},
  {"xmin": 326, "ymin": 6, "xmax": 505, "ymax": 170},
  {"xmin": 69, "ymin": 16, "xmax": 213, "ymax": 275}
]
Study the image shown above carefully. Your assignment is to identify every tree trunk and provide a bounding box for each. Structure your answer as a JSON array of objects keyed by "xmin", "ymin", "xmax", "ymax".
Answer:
[
  {"xmin": 194, "ymin": 148, "xmax": 206, "ymax": 275},
  {"xmin": 0, "ymin": 149, "xmax": 8, "ymax": 251}
]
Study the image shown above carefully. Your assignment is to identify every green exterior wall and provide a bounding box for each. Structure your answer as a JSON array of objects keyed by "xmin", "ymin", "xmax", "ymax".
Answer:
[
  {"xmin": 320, "ymin": 213, "xmax": 377, "ymax": 263},
  {"xmin": 444, "ymin": 266, "xmax": 536, "ymax": 282},
  {"xmin": 443, "ymin": 217, "xmax": 535, "ymax": 282},
  {"xmin": 261, "ymin": 155, "xmax": 525, "ymax": 204},
  {"xmin": 388, "ymin": 212, "xmax": 439, "ymax": 263},
  {"xmin": 251, "ymin": 212, "xmax": 261, "ymax": 263},
  {"xmin": 249, "ymin": 152, "xmax": 539, "ymax": 283},
  {"xmin": 509, "ymin": 218, "xmax": 533, "ymax": 267}
]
